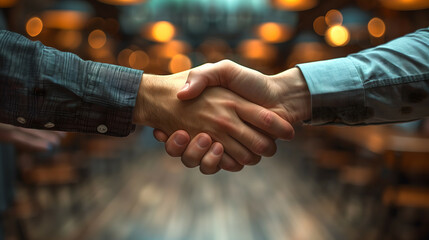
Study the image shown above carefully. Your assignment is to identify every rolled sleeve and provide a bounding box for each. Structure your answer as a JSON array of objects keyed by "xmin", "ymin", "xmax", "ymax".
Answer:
[{"xmin": 297, "ymin": 58, "xmax": 365, "ymax": 125}]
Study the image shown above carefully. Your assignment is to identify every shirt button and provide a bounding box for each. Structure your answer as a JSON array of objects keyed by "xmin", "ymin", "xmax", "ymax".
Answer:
[
  {"xmin": 17, "ymin": 117, "xmax": 26, "ymax": 124},
  {"xmin": 97, "ymin": 124, "xmax": 108, "ymax": 134},
  {"xmin": 44, "ymin": 122, "xmax": 55, "ymax": 129}
]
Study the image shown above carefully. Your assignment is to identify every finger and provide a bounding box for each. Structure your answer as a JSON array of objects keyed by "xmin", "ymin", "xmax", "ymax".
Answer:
[
  {"xmin": 218, "ymin": 152, "xmax": 244, "ymax": 172},
  {"xmin": 181, "ymin": 133, "xmax": 212, "ymax": 168},
  {"xmin": 219, "ymin": 134, "xmax": 261, "ymax": 166},
  {"xmin": 200, "ymin": 142, "xmax": 223, "ymax": 175},
  {"xmin": 153, "ymin": 129, "xmax": 169, "ymax": 142},
  {"xmin": 224, "ymin": 114, "xmax": 277, "ymax": 157},
  {"xmin": 236, "ymin": 102, "xmax": 295, "ymax": 141},
  {"xmin": 164, "ymin": 130, "xmax": 191, "ymax": 157}
]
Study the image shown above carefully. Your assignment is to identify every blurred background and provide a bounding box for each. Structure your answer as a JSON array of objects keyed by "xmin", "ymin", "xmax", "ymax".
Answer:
[{"xmin": 1, "ymin": 0, "xmax": 429, "ymax": 240}]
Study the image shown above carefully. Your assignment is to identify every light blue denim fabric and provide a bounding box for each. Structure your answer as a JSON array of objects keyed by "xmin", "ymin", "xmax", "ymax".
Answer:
[{"xmin": 298, "ymin": 27, "xmax": 429, "ymax": 125}]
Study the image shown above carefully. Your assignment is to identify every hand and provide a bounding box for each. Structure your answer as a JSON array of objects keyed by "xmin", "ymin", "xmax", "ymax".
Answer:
[
  {"xmin": 0, "ymin": 123, "xmax": 65, "ymax": 152},
  {"xmin": 132, "ymin": 69, "xmax": 294, "ymax": 174},
  {"xmin": 153, "ymin": 60, "xmax": 311, "ymax": 172}
]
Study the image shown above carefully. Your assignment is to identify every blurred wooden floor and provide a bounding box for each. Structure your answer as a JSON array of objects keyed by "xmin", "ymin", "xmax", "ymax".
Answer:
[{"xmin": 18, "ymin": 133, "xmax": 349, "ymax": 240}]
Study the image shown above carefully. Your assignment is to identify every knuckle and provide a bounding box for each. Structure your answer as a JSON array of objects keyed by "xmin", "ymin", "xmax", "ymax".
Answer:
[
  {"xmin": 259, "ymin": 109, "xmax": 274, "ymax": 129},
  {"xmin": 252, "ymin": 137, "xmax": 272, "ymax": 155},
  {"xmin": 218, "ymin": 59, "xmax": 233, "ymax": 66}
]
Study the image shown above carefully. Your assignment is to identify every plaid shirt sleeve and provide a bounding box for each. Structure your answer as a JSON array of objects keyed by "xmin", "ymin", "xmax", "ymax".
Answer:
[
  {"xmin": 0, "ymin": 30, "xmax": 143, "ymax": 137},
  {"xmin": 297, "ymin": 27, "xmax": 429, "ymax": 125}
]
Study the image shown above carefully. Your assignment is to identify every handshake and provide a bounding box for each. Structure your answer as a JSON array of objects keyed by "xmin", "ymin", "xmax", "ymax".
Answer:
[{"xmin": 132, "ymin": 60, "xmax": 311, "ymax": 174}]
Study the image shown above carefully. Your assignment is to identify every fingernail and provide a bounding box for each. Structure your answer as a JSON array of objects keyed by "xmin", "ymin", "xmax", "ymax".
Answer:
[
  {"xmin": 212, "ymin": 144, "xmax": 223, "ymax": 156},
  {"xmin": 179, "ymin": 82, "xmax": 190, "ymax": 92},
  {"xmin": 197, "ymin": 136, "xmax": 210, "ymax": 148},
  {"xmin": 174, "ymin": 134, "xmax": 188, "ymax": 146}
]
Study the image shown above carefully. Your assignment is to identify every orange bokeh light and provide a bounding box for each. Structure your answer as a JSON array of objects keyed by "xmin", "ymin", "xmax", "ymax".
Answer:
[
  {"xmin": 325, "ymin": 9, "xmax": 343, "ymax": 26},
  {"xmin": 129, "ymin": 50, "xmax": 150, "ymax": 70},
  {"xmin": 0, "ymin": 0, "xmax": 17, "ymax": 8},
  {"xmin": 325, "ymin": 25, "xmax": 350, "ymax": 47},
  {"xmin": 379, "ymin": 0, "xmax": 429, "ymax": 11},
  {"xmin": 56, "ymin": 30, "xmax": 82, "ymax": 49},
  {"xmin": 169, "ymin": 54, "xmax": 192, "ymax": 73},
  {"xmin": 273, "ymin": 0, "xmax": 318, "ymax": 11},
  {"xmin": 313, "ymin": 16, "xmax": 327, "ymax": 36},
  {"xmin": 118, "ymin": 49, "xmax": 133, "ymax": 67},
  {"xmin": 42, "ymin": 10, "xmax": 89, "ymax": 30},
  {"xmin": 257, "ymin": 22, "xmax": 292, "ymax": 43},
  {"xmin": 238, "ymin": 39, "xmax": 276, "ymax": 60},
  {"xmin": 151, "ymin": 21, "xmax": 175, "ymax": 43},
  {"xmin": 88, "ymin": 29, "xmax": 107, "ymax": 49},
  {"xmin": 368, "ymin": 17, "xmax": 386, "ymax": 38},
  {"xmin": 26, "ymin": 17, "xmax": 43, "ymax": 37}
]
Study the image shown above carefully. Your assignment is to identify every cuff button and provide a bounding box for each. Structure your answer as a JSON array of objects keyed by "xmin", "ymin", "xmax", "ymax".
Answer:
[
  {"xmin": 17, "ymin": 117, "xmax": 26, "ymax": 124},
  {"xmin": 97, "ymin": 124, "xmax": 108, "ymax": 134},
  {"xmin": 44, "ymin": 122, "xmax": 55, "ymax": 129}
]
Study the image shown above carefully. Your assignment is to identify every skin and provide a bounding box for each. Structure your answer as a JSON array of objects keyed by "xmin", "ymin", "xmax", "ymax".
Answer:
[
  {"xmin": 132, "ymin": 68, "xmax": 295, "ymax": 174},
  {"xmin": 153, "ymin": 60, "xmax": 311, "ymax": 174}
]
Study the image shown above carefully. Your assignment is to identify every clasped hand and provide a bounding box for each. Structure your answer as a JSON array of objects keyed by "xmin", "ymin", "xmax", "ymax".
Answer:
[{"xmin": 133, "ymin": 60, "xmax": 310, "ymax": 174}]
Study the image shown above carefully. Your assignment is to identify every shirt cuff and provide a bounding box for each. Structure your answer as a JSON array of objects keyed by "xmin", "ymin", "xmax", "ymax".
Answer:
[
  {"xmin": 297, "ymin": 58, "xmax": 365, "ymax": 125},
  {"xmin": 40, "ymin": 47, "xmax": 143, "ymax": 136}
]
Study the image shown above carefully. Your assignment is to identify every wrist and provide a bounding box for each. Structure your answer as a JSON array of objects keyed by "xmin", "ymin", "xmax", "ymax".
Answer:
[
  {"xmin": 132, "ymin": 72, "xmax": 190, "ymax": 128},
  {"xmin": 132, "ymin": 74, "xmax": 163, "ymax": 126},
  {"xmin": 270, "ymin": 67, "xmax": 311, "ymax": 123}
]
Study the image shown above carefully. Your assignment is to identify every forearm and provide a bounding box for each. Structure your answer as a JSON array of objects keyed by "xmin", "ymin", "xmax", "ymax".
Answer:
[
  {"xmin": 0, "ymin": 30, "xmax": 143, "ymax": 136},
  {"xmin": 297, "ymin": 27, "xmax": 429, "ymax": 125}
]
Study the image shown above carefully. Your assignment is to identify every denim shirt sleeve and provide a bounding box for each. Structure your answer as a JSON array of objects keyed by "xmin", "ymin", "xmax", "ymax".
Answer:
[
  {"xmin": 0, "ymin": 30, "xmax": 143, "ymax": 136},
  {"xmin": 297, "ymin": 27, "xmax": 429, "ymax": 125}
]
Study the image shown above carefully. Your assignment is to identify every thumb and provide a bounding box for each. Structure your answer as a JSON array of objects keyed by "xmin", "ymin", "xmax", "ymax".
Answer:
[{"xmin": 177, "ymin": 69, "xmax": 211, "ymax": 100}]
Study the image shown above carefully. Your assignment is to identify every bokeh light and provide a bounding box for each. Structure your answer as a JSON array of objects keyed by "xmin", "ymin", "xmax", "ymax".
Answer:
[
  {"xmin": 42, "ymin": 10, "xmax": 89, "ymax": 30},
  {"xmin": 257, "ymin": 22, "xmax": 292, "ymax": 43},
  {"xmin": 273, "ymin": 0, "xmax": 318, "ymax": 11},
  {"xmin": 56, "ymin": 30, "xmax": 82, "ymax": 50},
  {"xmin": 129, "ymin": 50, "xmax": 150, "ymax": 70},
  {"xmin": 0, "ymin": 0, "xmax": 17, "ymax": 8},
  {"xmin": 168, "ymin": 54, "xmax": 192, "ymax": 73},
  {"xmin": 199, "ymin": 38, "xmax": 231, "ymax": 63},
  {"xmin": 368, "ymin": 17, "xmax": 386, "ymax": 38},
  {"xmin": 238, "ymin": 39, "xmax": 276, "ymax": 60},
  {"xmin": 325, "ymin": 9, "xmax": 343, "ymax": 26},
  {"xmin": 313, "ymin": 16, "xmax": 328, "ymax": 36},
  {"xmin": 151, "ymin": 21, "xmax": 175, "ymax": 43},
  {"xmin": 88, "ymin": 29, "xmax": 107, "ymax": 49},
  {"xmin": 379, "ymin": 0, "xmax": 429, "ymax": 11},
  {"xmin": 325, "ymin": 25, "xmax": 350, "ymax": 47},
  {"xmin": 118, "ymin": 49, "xmax": 133, "ymax": 67},
  {"xmin": 26, "ymin": 17, "xmax": 43, "ymax": 37}
]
